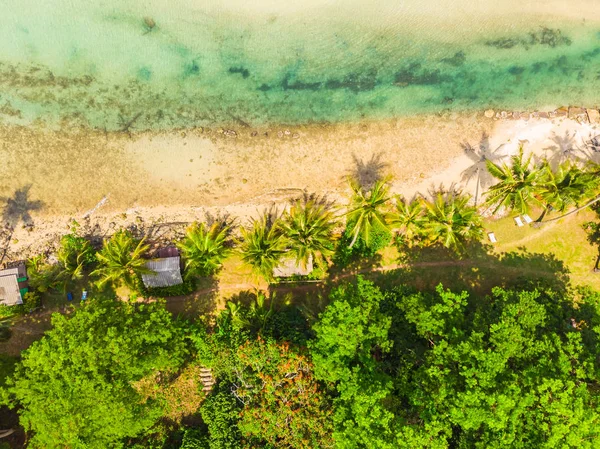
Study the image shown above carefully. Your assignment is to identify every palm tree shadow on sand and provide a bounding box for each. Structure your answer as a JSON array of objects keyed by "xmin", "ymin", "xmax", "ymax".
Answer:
[
  {"xmin": 461, "ymin": 132, "xmax": 507, "ymax": 205},
  {"xmin": 349, "ymin": 153, "xmax": 388, "ymax": 190},
  {"xmin": 0, "ymin": 185, "xmax": 44, "ymax": 229},
  {"xmin": 543, "ymin": 130, "xmax": 585, "ymax": 169},
  {"xmin": 0, "ymin": 185, "xmax": 44, "ymax": 264}
]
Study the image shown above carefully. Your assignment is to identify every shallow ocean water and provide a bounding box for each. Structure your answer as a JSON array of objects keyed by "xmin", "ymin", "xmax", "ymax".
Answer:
[{"xmin": 0, "ymin": 0, "xmax": 599, "ymax": 129}]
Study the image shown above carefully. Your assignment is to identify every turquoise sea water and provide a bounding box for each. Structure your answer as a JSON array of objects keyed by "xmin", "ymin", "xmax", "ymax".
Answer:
[{"xmin": 0, "ymin": 0, "xmax": 599, "ymax": 130}]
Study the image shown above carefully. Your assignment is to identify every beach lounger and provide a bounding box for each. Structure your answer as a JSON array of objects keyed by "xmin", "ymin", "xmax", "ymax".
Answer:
[
  {"xmin": 514, "ymin": 216, "xmax": 524, "ymax": 227},
  {"xmin": 487, "ymin": 232, "xmax": 497, "ymax": 243},
  {"xmin": 522, "ymin": 214, "xmax": 533, "ymax": 224}
]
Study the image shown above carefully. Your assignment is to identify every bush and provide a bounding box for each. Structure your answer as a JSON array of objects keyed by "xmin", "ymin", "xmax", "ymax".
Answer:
[
  {"xmin": 333, "ymin": 224, "xmax": 392, "ymax": 267},
  {"xmin": 180, "ymin": 428, "xmax": 210, "ymax": 449},
  {"xmin": 0, "ymin": 305, "xmax": 17, "ymax": 319},
  {"xmin": 21, "ymin": 291, "xmax": 41, "ymax": 313}
]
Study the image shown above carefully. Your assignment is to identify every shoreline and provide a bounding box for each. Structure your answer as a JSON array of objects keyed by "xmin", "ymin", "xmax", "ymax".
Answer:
[{"xmin": 1, "ymin": 108, "xmax": 599, "ymax": 264}]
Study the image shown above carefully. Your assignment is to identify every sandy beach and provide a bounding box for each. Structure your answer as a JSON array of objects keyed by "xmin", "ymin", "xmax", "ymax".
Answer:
[{"xmin": 1, "ymin": 109, "xmax": 597, "ymax": 263}]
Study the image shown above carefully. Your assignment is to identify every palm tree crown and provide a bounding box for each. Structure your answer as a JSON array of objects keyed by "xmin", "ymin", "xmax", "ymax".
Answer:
[
  {"xmin": 533, "ymin": 161, "xmax": 599, "ymax": 221},
  {"xmin": 177, "ymin": 222, "xmax": 231, "ymax": 278},
  {"xmin": 484, "ymin": 146, "xmax": 543, "ymax": 215},
  {"xmin": 345, "ymin": 179, "xmax": 391, "ymax": 248},
  {"xmin": 238, "ymin": 212, "xmax": 287, "ymax": 283},
  {"xmin": 91, "ymin": 230, "xmax": 151, "ymax": 290},
  {"xmin": 423, "ymin": 191, "xmax": 483, "ymax": 253},
  {"xmin": 280, "ymin": 193, "xmax": 337, "ymax": 268},
  {"xmin": 388, "ymin": 196, "xmax": 427, "ymax": 247},
  {"xmin": 54, "ymin": 234, "xmax": 95, "ymax": 292}
]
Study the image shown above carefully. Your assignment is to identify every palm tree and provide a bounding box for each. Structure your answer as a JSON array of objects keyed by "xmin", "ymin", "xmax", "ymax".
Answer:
[
  {"xmin": 91, "ymin": 230, "xmax": 152, "ymax": 290},
  {"xmin": 388, "ymin": 196, "xmax": 427, "ymax": 247},
  {"xmin": 345, "ymin": 178, "xmax": 391, "ymax": 248},
  {"xmin": 280, "ymin": 193, "xmax": 337, "ymax": 268},
  {"xmin": 461, "ymin": 134, "xmax": 506, "ymax": 205},
  {"xmin": 26, "ymin": 255, "xmax": 56, "ymax": 293},
  {"xmin": 177, "ymin": 222, "xmax": 231, "ymax": 278},
  {"xmin": 238, "ymin": 211, "xmax": 287, "ymax": 283},
  {"xmin": 422, "ymin": 191, "xmax": 483, "ymax": 254},
  {"xmin": 54, "ymin": 235, "xmax": 95, "ymax": 292},
  {"xmin": 484, "ymin": 146, "xmax": 543, "ymax": 215},
  {"xmin": 534, "ymin": 161, "xmax": 600, "ymax": 222}
]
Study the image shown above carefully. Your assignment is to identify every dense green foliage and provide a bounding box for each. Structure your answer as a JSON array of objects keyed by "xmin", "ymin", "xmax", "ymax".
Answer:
[
  {"xmin": 2, "ymin": 297, "xmax": 187, "ymax": 448},
  {"xmin": 311, "ymin": 277, "xmax": 600, "ymax": 448}
]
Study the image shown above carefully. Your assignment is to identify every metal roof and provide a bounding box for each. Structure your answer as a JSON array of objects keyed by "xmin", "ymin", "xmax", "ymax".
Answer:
[
  {"xmin": 141, "ymin": 257, "xmax": 183, "ymax": 288},
  {"xmin": 0, "ymin": 268, "xmax": 23, "ymax": 306},
  {"xmin": 273, "ymin": 255, "xmax": 313, "ymax": 278}
]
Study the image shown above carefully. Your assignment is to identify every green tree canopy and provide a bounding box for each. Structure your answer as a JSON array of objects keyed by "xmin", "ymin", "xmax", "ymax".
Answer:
[
  {"xmin": 2, "ymin": 297, "xmax": 187, "ymax": 448},
  {"xmin": 311, "ymin": 277, "xmax": 600, "ymax": 448}
]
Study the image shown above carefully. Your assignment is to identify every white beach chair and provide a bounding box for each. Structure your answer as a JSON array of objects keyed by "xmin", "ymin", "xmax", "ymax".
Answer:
[
  {"xmin": 487, "ymin": 232, "xmax": 497, "ymax": 243},
  {"xmin": 522, "ymin": 214, "xmax": 533, "ymax": 224},
  {"xmin": 514, "ymin": 216, "xmax": 524, "ymax": 227}
]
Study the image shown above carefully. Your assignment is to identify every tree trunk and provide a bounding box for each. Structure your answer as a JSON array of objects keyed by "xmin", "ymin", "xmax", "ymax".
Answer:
[
  {"xmin": 535, "ymin": 206, "xmax": 549, "ymax": 223},
  {"xmin": 542, "ymin": 194, "xmax": 600, "ymax": 223},
  {"xmin": 474, "ymin": 169, "xmax": 481, "ymax": 207},
  {"xmin": 0, "ymin": 429, "xmax": 15, "ymax": 438},
  {"xmin": 348, "ymin": 228, "xmax": 360, "ymax": 248}
]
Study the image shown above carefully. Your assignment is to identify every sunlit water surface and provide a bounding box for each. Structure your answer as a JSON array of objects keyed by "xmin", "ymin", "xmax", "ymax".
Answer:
[{"xmin": 0, "ymin": 0, "xmax": 599, "ymax": 129}]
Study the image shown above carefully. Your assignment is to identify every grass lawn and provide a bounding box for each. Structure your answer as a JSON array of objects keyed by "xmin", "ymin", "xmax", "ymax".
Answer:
[{"xmin": 486, "ymin": 208, "xmax": 600, "ymax": 289}]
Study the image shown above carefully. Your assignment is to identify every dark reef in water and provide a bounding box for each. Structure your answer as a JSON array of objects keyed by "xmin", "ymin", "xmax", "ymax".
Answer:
[
  {"xmin": 485, "ymin": 27, "xmax": 572, "ymax": 49},
  {"xmin": 394, "ymin": 63, "xmax": 449, "ymax": 86},
  {"xmin": 441, "ymin": 51, "xmax": 466, "ymax": 67},
  {"xmin": 228, "ymin": 67, "xmax": 250, "ymax": 78},
  {"xmin": 273, "ymin": 71, "xmax": 379, "ymax": 93}
]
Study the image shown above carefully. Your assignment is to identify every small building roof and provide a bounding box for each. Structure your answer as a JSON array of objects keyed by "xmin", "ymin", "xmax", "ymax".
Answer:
[
  {"xmin": 141, "ymin": 257, "xmax": 183, "ymax": 288},
  {"xmin": 0, "ymin": 268, "xmax": 23, "ymax": 306},
  {"xmin": 273, "ymin": 256, "xmax": 313, "ymax": 278}
]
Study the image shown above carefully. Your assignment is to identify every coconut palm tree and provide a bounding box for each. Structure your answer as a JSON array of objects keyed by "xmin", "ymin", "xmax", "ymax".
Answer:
[
  {"xmin": 484, "ymin": 146, "xmax": 544, "ymax": 215},
  {"xmin": 460, "ymin": 134, "xmax": 506, "ymax": 205},
  {"xmin": 534, "ymin": 161, "xmax": 600, "ymax": 222},
  {"xmin": 91, "ymin": 230, "xmax": 151, "ymax": 290},
  {"xmin": 54, "ymin": 234, "xmax": 95, "ymax": 292},
  {"xmin": 388, "ymin": 196, "xmax": 427, "ymax": 247},
  {"xmin": 280, "ymin": 193, "xmax": 337, "ymax": 268},
  {"xmin": 177, "ymin": 222, "xmax": 231, "ymax": 278},
  {"xmin": 238, "ymin": 211, "xmax": 287, "ymax": 283},
  {"xmin": 422, "ymin": 191, "xmax": 483, "ymax": 254},
  {"xmin": 345, "ymin": 178, "xmax": 391, "ymax": 248}
]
